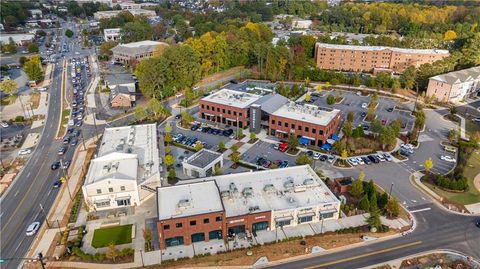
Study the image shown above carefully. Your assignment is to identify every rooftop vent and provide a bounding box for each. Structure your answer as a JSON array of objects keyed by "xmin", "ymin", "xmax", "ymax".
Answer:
[
  {"xmin": 263, "ymin": 184, "xmax": 275, "ymax": 193},
  {"xmin": 178, "ymin": 199, "xmax": 191, "ymax": 210},
  {"xmin": 229, "ymin": 182, "xmax": 238, "ymax": 193},
  {"xmin": 288, "ymin": 197, "xmax": 295, "ymax": 203},
  {"xmin": 243, "ymin": 187, "xmax": 253, "ymax": 198},
  {"xmin": 248, "ymin": 205, "xmax": 260, "ymax": 212},
  {"xmin": 294, "ymin": 184, "xmax": 307, "ymax": 193},
  {"xmin": 220, "ymin": 190, "xmax": 231, "ymax": 198}
]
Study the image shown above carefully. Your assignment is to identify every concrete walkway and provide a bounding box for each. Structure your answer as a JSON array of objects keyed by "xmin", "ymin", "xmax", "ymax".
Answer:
[{"xmin": 457, "ymin": 114, "xmax": 468, "ymax": 140}]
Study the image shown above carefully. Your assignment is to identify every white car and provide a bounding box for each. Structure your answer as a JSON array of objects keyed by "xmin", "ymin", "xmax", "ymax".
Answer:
[
  {"xmin": 361, "ymin": 103, "xmax": 368, "ymax": 109},
  {"xmin": 348, "ymin": 158, "xmax": 358, "ymax": 166},
  {"xmin": 356, "ymin": 157, "xmax": 365, "ymax": 165},
  {"xmin": 440, "ymin": 155, "xmax": 456, "ymax": 163},
  {"xmin": 383, "ymin": 153, "xmax": 393, "ymax": 162},
  {"xmin": 26, "ymin": 221, "xmax": 40, "ymax": 236},
  {"xmin": 18, "ymin": 149, "xmax": 32, "ymax": 156},
  {"xmin": 376, "ymin": 154, "xmax": 385, "ymax": 162},
  {"xmin": 36, "ymin": 87, "xmax": 47, "ymax": 91},
  {"xmin": 327, "ymin": 155, "xmax": 335, "ymax": 163},
  {"xmin": 0, "ymin": 122, "xmax": 9, "ymax": 128},
  {"xmin": 313, "ymin": 152, "xmax": 321, "ymax": 160}
]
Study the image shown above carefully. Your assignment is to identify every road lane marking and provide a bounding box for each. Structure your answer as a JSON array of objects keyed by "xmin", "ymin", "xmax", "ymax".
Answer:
[
  {"xmin": 14, "ymin": 190, "xmax": 19, "ymax": 197},
  {"xmin": 410, "ymin": 207, "xmax": 431, "ymax": 213},
  {"xmin": 303, "ymin": 241, "xmax": 423, "ymax": 269}
]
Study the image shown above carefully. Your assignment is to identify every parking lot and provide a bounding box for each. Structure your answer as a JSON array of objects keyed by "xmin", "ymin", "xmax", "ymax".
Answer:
[{"xmin": 311, "ymin": 89, "xmax": 415, "ymax": 132}]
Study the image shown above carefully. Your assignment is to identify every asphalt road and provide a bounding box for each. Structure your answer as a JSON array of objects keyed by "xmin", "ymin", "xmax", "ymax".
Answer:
[
  {"xmin": 0, "ymin": 20, "xmax": 97, "ymax": 268},
  {"xmin": 269, "ymin": 205, "xmax": 480, "ymax": 269}
]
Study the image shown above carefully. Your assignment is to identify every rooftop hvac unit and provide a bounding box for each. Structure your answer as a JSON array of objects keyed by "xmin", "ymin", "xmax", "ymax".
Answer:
[
  {"xmin": 303, "ymin": 178, "xmax": 315, "ymax": 186},
  {"xmin": 294, "ymin": 184, "xmax": 307, "ymax": 193},
  {"xmin": 178, "ymin": 199, "xmax": 191, "ymax": 209},
  {"xmin": 220, "ymin": 190, "xmax": 231, "ymax": 198},
  {"xmin": 248, "ymin": 205, "xmax": 260, "ymax": 212},
  {"xmin": 111, "ymin": 162, "xmax": 119, "ymax": 170},
  {"xmin": 229, "ymin": 182, "xmax": 237, "ymax": 192},
  {"xmin": 263, "ymin": 184, "xmax": 275, "ymax": 193},
  {"xmin": 288, "ymin": 197, "xmax": 295, "ymax": 203},
  {"xmin": 284, "ymin": 179, "xmax": 294, "ymax": 189},
  {"xmin": 243, "ymin": 187, "xmax": 253, "ymax": 198}
]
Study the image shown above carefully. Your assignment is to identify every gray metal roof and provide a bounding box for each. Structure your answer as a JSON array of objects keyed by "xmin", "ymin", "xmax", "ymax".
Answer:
[
  {"xmin": 104, "ymin": 73, "xmax": 135, "ymax": 86},
  {"xmin": 253, "ymin": 93, "xmax": 289, "ymax": 114},
  {"xmin": 184, "ymin": 149, "xmax": 222, "ymax": 169},
  {"xmin": 430, "ymin": 66, "xmax": 480, "ymax": 85}
]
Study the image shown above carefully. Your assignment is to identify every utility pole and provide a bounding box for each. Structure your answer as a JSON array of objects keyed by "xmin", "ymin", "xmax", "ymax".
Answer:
[
  {"xmin": 39, "ymin": 204, "xmax": 50, "ymax": 228},
  {"xmin": 37, "ymin": 253, "xmax": 46, "ymax": 269},
  {"xmin": 92, "ymin": 108, "xmax": 99, "ymax": 140},
  {"xmin": 60, "ymin": 160, "xmax": 73, "ymax": 201},
  {"xmin": 388, "ymin": 182, "xmax": 394, "ymax": 199}
]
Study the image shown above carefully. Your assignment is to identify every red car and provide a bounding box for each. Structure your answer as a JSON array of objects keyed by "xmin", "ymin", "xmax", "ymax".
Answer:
[
  {"xmin": 381, "ymin": 119, "xmax": 388, "ymax": 125},
  {"xmin": 278, "ymin": 142, "xmax": 289, "ymax": 152}
]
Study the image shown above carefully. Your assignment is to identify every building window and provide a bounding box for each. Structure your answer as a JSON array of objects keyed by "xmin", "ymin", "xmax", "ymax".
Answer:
[
  {"xmin": 116, "ymin": 198, "xmax": 131, "ymax": 206},
  {"xmin": 201, "ymin": 104, "xmax": 204, "ymax": 109},
  {"xmin": 176, "ymin": 223, "xmax": 182, "ymax": 228},
  {"xmin": 203, "ymin": 218, "xmax": 210, "ymax": 224},
  {"xmin": 298, "ymin": 215, "xmax": 313, "ymax": 224},
  {"xmin": 320, "ymin": 212, "xmax": 335, "ymax": 219},
  {"xmin": 291, "ymin": 124, "xmax": 295, "ymax": 129},
  {"xmin": 120, "ymin": 186, "xmax": 125, "ymax": 191},
  {"xmin": 320, "ymin": 130, "xmax": 324, "ymax": 135},
  {"xmin": 305, "ymin": 127, "xmax": 309, "ymax": 132},
  {"xmin": 163, "ymin": 224, "xmax": 170, "ymax": 230},
  {"xmin": 108, "ymin": 187, "xmax": 113, "ymax": 193},
  {"xmin": 278, "ymin": 121, "xmax": 281, "ymax": 126},
  {"xmin": 284, "ymin": 122, "xmax": 288, "ymax": 127},
  {"xmin": 96, "ymin": 189, "xmax": 101, "ymax": 194},
  {"xmin": 207, "ymin": 105, "xmax": 210, "ymax": 110},
  {"xmin": 275, "ymin": 219, "xmax": 291, "ymax": 227},
  {"xmin": 190, "ymin": 220, "xmax": 196, "ymax": 226},
  {"xmin": 211, "ymin": 106, "xmax": 215, "ymax": 111},
  {"xmin": 222, "ymin": 109, "xmax": 225, "ymax": 113},
  {"xmin": 217, "ymin": 108, "xmax": 220, "ymax": 112},
  {"xmin": 312, "ymin": 128, "xmax": 316, "ymax": 134},
  {"xmin": 271, "ymin": 120, "xmax": 275, "ymax": 125},
  {"xmin": 228, "ymin": 110, "xmax": 231, "ymax": 115},
  {"xmin": 216, "ymin": 216, "xmax": 222, "ymax": 222},
  {"xmin": 233, "ymin": 111, "xmax": 237, "ymax": 116},
  {"xmin": 298, "ymin": 126, "xmax": 302, "ymax": 131}
]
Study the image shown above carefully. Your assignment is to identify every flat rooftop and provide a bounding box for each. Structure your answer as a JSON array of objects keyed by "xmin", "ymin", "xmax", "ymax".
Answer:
[
  {"xmin": 85, "ymin": 152, "xmax": 138, "ymax": 185},
  {"xmin": 97, "ymin": 124, "xmax": 159, "ymax": 183},
  {"xmin": 316, "ymin": 43, "xmax": 450, "ymax": 55},
  {"xmin": 157, "ymin": 181, "xmax": 223, "ymax": 220},
  {"xmin": 184, "ymin": 149, "xmax": 222, "ymax": 169},
  {"xmin": 214, "ymin": 165, "xmax": 339, "ymax": 218},
  {"xmin": 271, "ymin": 102, "xmax": 340, "ymax": 127},
  {"xmin": 201, "ymin": 88, "xmax": 263, "ymax": 109}
]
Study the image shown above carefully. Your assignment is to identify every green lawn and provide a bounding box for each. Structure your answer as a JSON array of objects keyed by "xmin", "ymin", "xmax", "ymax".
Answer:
[
  {"xmin": 91, "ymin": 224, "xmax": 133, "ymax": 248},
  {"xmin": 424, "ymin": 150, "xmax": 480, "ymax": 205}
]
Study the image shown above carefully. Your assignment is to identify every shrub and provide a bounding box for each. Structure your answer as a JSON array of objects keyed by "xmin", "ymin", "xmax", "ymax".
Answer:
[
  {"xmin": 15, "ymin": 116, "xmax": 25, "ymax": 122},
  {"xmin": 119, "ymin": 248, "xmax": 134, "ymax": 257},
  {"xmin": 326, "ymin": 94, "xmax": 335, "ymax": 105}
]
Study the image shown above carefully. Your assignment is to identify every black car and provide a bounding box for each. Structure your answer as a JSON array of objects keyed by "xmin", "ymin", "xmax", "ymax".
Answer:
[
  {"xmin": 175, "ymin": 114, "xmax": 182, "ymax": 120},
  {"xmin": 67, "ymin": 128, "xmax": 74, "ymax": 134},
  {"xmin": 51, "ymin": 161, "xmax": 61, "ymax": 170},
  {"xmin": 361, "ymin": 112, "xmax": 367, "ymax": 118},
  {"xmin": 306, "ymin": 151, "xmax": 313, "ymax": 157},
  {"xmin": 202, "ymin": 127, "xmax": 211, "ymax": 133},
  {"xmin": 212, "ymin": 129, "xmax": 221, "ymax": 135},
  {"xmin": 70, "ymin": 139, "xmax": 78, "ymax": 146},
  {"xmin": 475, "ymin": 219, "xmax": 480, "ymax": 228},
  {"xmin": 230, "ymin": 79, "xmax": 238, "ymax": 84},
  {"xmin": 190, "ymin": 123, "xmax": 200, "ymax": 131},
  {"xmin": 222, "ymin": 129, "xmax": 233, "ymax": 137},
  {"xmin": 73, "ymin": 129, "xmax": 81, "ymax": 137},
  {"xmin": 319, "ymin": 155, "xmax": 328, "ymax": 161},
  {"xmin": 367, "ymin": 155, "xmax": 379, "ymax": 164},
  {"xmin": 362, "ymin": 156, "xmax": 372, "ymax": 165},
  {"xmin": 387, "ymin": 107, "xmax": 394, "ymax": 112},
  {"xmin": 63, "ymin": 136, "xmax": 70, "ymax": 144},
  {"xmin": 58, "ymin": 145, "xmax": 67, "ymax": 155},
  {"xmin": 362, "ymin": 124, "xmax": 369, "ymax": 131}
]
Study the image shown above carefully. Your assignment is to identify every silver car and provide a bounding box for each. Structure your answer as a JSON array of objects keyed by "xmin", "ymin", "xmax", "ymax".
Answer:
[{"xmin": 26, "ymin": 221, "xmax": 40, "ymax": 236}]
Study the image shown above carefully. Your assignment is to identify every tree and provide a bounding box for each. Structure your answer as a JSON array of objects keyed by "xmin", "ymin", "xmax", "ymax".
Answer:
[
  {"xmin": 385, "ymin": 197, "xmax": 400, "ymax": 217},
  {"xmin": 65, "ymin": 29, "xmax": 74, "ymax": 38},
  {"xmin": 367, "ymin": 207, "xmax": 382, "ymax": 230},
  {"xmin": 1, "ymin": 38, "xmax": 17, "ymax": 53},
  {"xmin": 369, "ymin": 191, "xmax": 378, "ymax": 211},
  {"xmin": 0, "ymin": 79, "xmax": 18, "ymax": 95},
  {"xmin": 194, "ymin": 141, "xmax": 203, "ymax": 151},
  {"xmin": 305, "ymin": 92, "xmax": 311, "ymax": 102},
  {"xmin": 168, "ymin": 168, "xmax": 176, "ymax": 180},
  {"xmin": 350, "ymin": 179, "xmax": 364, "ymax": 198},
  {"xmin": 218, "ymin": 141, "xmax": 225, "ymax": 151},
  {"xmin": 424, "ymin": 158, "xmax": 433, "ymax": 174},
  {"xmin": 164, "ymin": 132, "xmax": 172, "ymax": 144},
  {"xmin": 106, "ymin": 243, "xmax": 120, "ymax": 263},
  {"xmin": 326, "ymin": 94, "xmax": 335, "ymax": 105},
  {"xmin": 121, "ymin": 17, "xmax": 153, "ymax": 43},
  {"xmin": 238, "ymin": 128, "xmax": 243, "ymax": 138},
  {"xmin": 148, "ymin": 98, "xmax": 166, "ymax": 119},
  {"xmin": 27, "ymin": 43, "xmax": 39, "ymax": 53},
  {"xmin": 99, "ymin": 41, "xmax": 117, "ymax": 59},
  {"xmin": 165, "ymin": 155, "xmax": 175, "ymax": 167},
  {"xmin": 164, "ymin": 121, "xmax": 172, "ymax": 134},
  {"xmin": 230, "ymin": 152, "xmax": 240, "ymax": 163},
  {"xmin": 364, "ymin": 180, "xmax": 375, "ymax": 197},
  {"xmin": 230, "ymin": 144, "xmax": 238, "ymax": 153},
  {"xmin": 214, "ymin": 167, "xmax": 223, "ymax": 175},
  {"xmin": 288, "ymin": 134, "xmax": 299, "ymax": 150},
  {"xmin": 183, "ymin": 87, "xmax": 194, "ymax": 107},
  {"xmin": 296, "ymin": 154, "xmax": 312, "ymax": 166},
  {"xmin": 378, "ymin": 192, "xmax": 389, "ymax": 209},
  {"xmin": 341, "ymin": 149, "xmax": 348, "ymax": 164},
  {"xmin": 448, "ymin": 129, "xmax": 458, "ymax": 142},
  {"xmin": 347, "ymin": 111, "xmax": 354, "ymax": 123},
  {"xmin": 315, "ymin": 85, "xmax": 322, "ymax": 92},
  {"xmin": 366, "ymin": 106, "xmax": 376, "ymax": 121},
  {"xmin": 250, "ymin": 132, "xmax": 256, "ymax": 141},
  {"xmin": 23, "ymin": 55, "xmax": 43, "ymax": 82},
  {"xmin": 400, "ymin": 66, "xmax": 416, "ymax": 90},
  {"xmin": 443, "ymin": 30, "xmax": 457, "ymax": 41},
  {"xmin": 358, "ymin": 171, "xmax": 366, "ymax": 181},
  {"xmin": 343, "ymin": 121, "xmax": 353, "ymax": 137},
  {"xmin": 379, "ymin": 127, "xmax": 396, "ymax": 149},
  {"xmin": 358, "ymin": 195, "xmax": 370, "ymax": 210},
  {"xmin": 134, "ymin": 106, "xmax": 148, "ymax": 120},
  {"xmin": 180, "ymin": 111, "xmax": 194, "ymax": 126},
  {"xmin": 449, "ymin": 106, "xmax": 457, "ymax": 116}
]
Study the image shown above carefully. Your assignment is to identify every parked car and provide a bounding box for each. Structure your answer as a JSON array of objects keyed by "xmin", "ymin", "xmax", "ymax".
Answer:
[
  {"xmin": 273, "ymin": 144, "xmax": 279, "ymax": 150},
  {"xmin": 306, "ymin": 151, "xmax": 313, "ymax": 157},
  {"xmin": 278, "ymin": 142, "xmax": 289, "ymax": 152},
  {"xmin": 383, "ymin": 153, "xmax": 393, "ymax": 162},
  {"xmin": 376, "ymin": 154, "xmax": 386, "ymax": 162},
  {"xmin": 26, "ymin": 222, "xmax": 40, "ymax": 236},
  {"xmin": 62, "ymin": 160, "xmax": 71, "ymax": 169},
  {"xmin": 18, "ymin": 149, "xmax": 32, "ymax": 156},
  {"xmin": 368, "ymin": 155, "xmax": 380, "ymax": 163},
  {"xmin": 475, "ymin": 219, "xmax": 480, "ymax": 228},
  {"xmin": 57, "ymin": 146, "xmax": 67, "ymax": 155},
  {"xmin": 279, "ymin": 160, "xmax": 289, "ymax": 168},
  {"xmin": 313, "ymin": 152, "xmax": 321, "ymax": 160},
  {"xmin": 319, "ymin": 155, "xmax": 328, "ymax": 161},
  {"xmin": 361, "ymin": 103, "xmax": 368, "ymax": 109},
  {"xmin": 348, "ymin": 158, "xmax": 358, "ymax": 166},
  {"xmin": 70, "ymin": 139, "xmax": 78, "ymax": 146},
  {"xmin": 362, "ymin": 156, "xmax": 372, "ymax": 165},
  {"xmin": 440, "ymin": 155, "xmax": 456, "ymax": 163},
  {"xmin": 327, "ymin": 155, "xmax": 335, "ymax": 163},
  {"xmin": 361, "ymin": 112, "xmax": 367, "ymax": 118},
  {"xmin": 1, "ymin": 122, "xmax": 9, "ymax": 128},
  {"xmin": 51, "ymin": 161, "xmax": 61, "ymax": 170},
  {"xmin": 175, "ymin": 114, "xmax": 182, "ymax": 120},
  {"xmin": 63, "ymin": 136, "xmax": 70, "ymax": 144},
  {"xmin": 356, "ymin": 157, "xmax": 365, "ymax": 165},
  {"xmin": 53, "ymin": 179, "xmax": 62, "ymax": 188},
  {"xmin": 190, "ymin": 123, "xmax": 200, "ymax": 131}
]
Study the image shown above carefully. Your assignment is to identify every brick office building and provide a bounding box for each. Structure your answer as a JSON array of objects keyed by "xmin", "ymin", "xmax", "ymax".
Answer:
[
  {"xmin": 156, "ymin": 166, "xmax": 341, "ymax": 250},
  {"xmin": 199, "ymin": 89, "xmax": 263, "ymax": 128},
  {"xmin": 314, "ymin": 43, "xmax": 449, "ymax": 74},
  {"xmin": 268, "ymin": 103, "xmax": 342, "ymax": 147}
]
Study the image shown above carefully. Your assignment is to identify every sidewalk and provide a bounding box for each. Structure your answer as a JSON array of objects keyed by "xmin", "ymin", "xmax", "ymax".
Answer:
[{"xmin": 456, "ymin": 114, "xmax": 468, "ymax": 140}]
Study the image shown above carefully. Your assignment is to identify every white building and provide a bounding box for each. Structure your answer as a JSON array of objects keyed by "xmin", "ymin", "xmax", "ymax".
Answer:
[
  {"xmin": 111, "ymin": 40, "xmax": 168, "ymax": 63},
  {"xmin": 0, "ymin": 34, "xmax": 35, "ymax": 46},
  {"xmin": 29, "ymin": 9, "xmax": 43, "ymax": 19},
  {"xmin": 292, "ymin": 19, "xmax": 312, "ymax": 30},
  {"xmin": 119, "ymin": 2, "xmax": 142, "ymax": 9},
  {"xmin": 182, "ymin": 149, "xmax": 223, "ymax": 178},
  {"xmin": 104, "ymin": 28, "xmax": 121, "ymax": 42},
  {"xmin": 94, "ymin": 9, "xmax": 156, "ymax": 20},
  {"xmin": 82, "ymin": 124, "xmax": 161, "ymax": 211}
]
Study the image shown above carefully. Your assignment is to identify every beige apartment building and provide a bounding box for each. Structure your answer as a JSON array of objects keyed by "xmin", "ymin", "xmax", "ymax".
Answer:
[
  {"xmin": 314, "ymin": 43, "xmax": 449, "ymax": 74},
  {"xmin": 111, "ymin": 40, "xmax": 169, "ymax": 64},
  {"xmin": 426, "ymin": 66, "xmax": 480, "ymax": 103}
]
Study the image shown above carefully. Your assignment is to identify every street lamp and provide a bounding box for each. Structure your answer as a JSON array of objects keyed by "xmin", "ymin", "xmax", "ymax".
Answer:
[
  {"xmin": 59, "ymin": 160, "xmax": 73, "ymax": 201},
  {"xmin": 388, "ymin": 182, "xmax": 394, "ymax": 199},
  {"xmin": 39, "ymin": 204, "xmax": 50, "ymax": 229}
]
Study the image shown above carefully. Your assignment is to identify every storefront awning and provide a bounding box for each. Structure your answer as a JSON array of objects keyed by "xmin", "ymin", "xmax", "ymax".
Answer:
[
  {"xmin": 276, "ymin": 129, "xmax": 288, "ymax": 134},
  {"xmin": 298, "ymin": 212, "xmax": 315, "ymax": 218},
  {"xmin": 321, "ymin": 209, "xmax": 337, "ymax": 214},
  {"xmin": 225, "ymin": 118, "xmax": 237, "ymax": 122},
  {"xmin": 275, "ymin": 216, "xmax": 293, "ymax": 222},
  {"xmin": 203, "ymin": 113, "xmax": 214, "ymax": 117},
  {"xmin": 115, "ymin": 196, "xmax": 131, "ymax": 201},
  {"xmin": 94, "ymin": 198, "xmax": 110, "ymax": 203}
]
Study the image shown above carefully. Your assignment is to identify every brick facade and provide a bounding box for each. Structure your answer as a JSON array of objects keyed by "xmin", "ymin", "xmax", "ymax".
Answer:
[
  {"xmin": 314, "ymin": 43, "xmax": 449, "ymax": 74},
  {"xmin": 199, "ymin": 100, "xmax": 250, "ymax": 128},
  {"xmin": 157, "ymin": 211, "xmax": 225, "ymax": 249},
  {"xmin": 268, "ymin": 112, "xmax": 342, "ymax": 146},
  {"xmin": 225, "ymin": 211, "xmax": 272, "ymax": 235}
]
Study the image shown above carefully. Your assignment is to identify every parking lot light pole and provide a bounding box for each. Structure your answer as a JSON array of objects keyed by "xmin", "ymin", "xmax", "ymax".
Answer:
[{"xmin": 388, "ymin": 182, "xmax": 394, "ymax": 199}]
